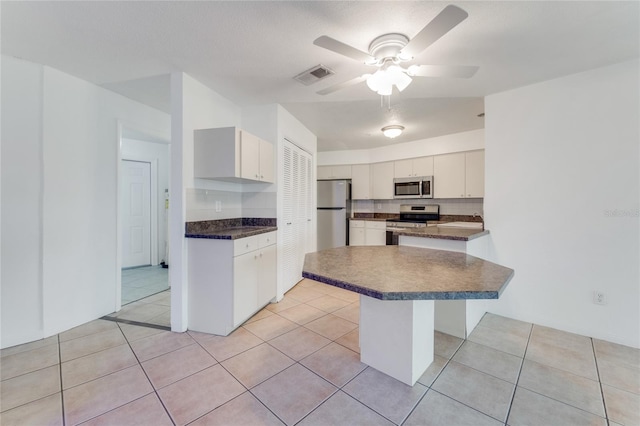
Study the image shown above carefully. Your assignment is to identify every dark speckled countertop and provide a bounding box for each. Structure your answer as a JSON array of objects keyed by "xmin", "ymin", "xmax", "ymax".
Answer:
[
  {"xmin": 185, "ymin": 218, "xmax": 276, "ymax": 240},
  {"xmin": 186, "ymin": 226, "xmax": 277, "ymax": 240},
  {"xmin": 302, "ymin": 246, "xmax": 513, "ymax": 301}
]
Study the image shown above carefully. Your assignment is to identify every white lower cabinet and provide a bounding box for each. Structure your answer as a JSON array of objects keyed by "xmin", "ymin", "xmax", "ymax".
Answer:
[
  {"xmin": 349, "ymin": 220, "xmax": 366, "ymax": 246},
  {"xmin": 365, "ymin": 221, "xmax": 387, "ymax": 246},
  {"xmin": 188, "ymin": 231, "xmax": 277, "ymax": 335},
  {"xmin": 350, "ymin": 220, "xmax": 386, "ymax": 246}
]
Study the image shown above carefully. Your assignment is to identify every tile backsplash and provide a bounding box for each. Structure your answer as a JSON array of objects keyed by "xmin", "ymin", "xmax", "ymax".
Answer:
[
  {"xmin": 352, "ymin": 198, "xmax": 483, "ymax": 217},
  {"xmin": 186, "ymin": 188, "xmax": 276, "ymax": 222}
]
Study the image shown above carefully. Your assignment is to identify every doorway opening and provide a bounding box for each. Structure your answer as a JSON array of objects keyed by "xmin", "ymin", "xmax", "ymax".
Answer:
[{"xmin": 108, "ymin": 124, "xmax": 171, "ymax": 328}]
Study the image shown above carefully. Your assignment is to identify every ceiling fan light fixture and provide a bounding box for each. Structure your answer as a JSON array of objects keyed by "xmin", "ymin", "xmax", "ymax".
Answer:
[
  {"xmin": 382, "ymin": 125, "xmax": 404, "ymax": 139},
  {"xmin": 394, "ymin": 72, "xmax": 412, "ymax": 92},
  {"xmin": 397, "ymin": 51, "xmax": 413, "ymax": 61}
]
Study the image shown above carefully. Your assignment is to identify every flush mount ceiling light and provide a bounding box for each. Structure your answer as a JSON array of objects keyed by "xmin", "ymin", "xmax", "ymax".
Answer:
[{"xmin": 382, "ymin": 125, "xmax": 405, "ymax": 139}]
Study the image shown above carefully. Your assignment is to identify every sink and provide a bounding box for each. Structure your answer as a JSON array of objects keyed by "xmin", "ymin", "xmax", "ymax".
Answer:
[{"xmin": 437, "ymin": 222, "xmax": 483, "ymax": 229}]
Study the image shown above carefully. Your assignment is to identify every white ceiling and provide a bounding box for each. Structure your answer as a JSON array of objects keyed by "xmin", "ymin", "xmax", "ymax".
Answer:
[{"xmin": 2, "ymin": 1, "xmax": 638, "ymax": 151}]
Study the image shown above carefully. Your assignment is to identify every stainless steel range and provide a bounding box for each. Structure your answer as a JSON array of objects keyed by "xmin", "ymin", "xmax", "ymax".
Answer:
[{"xmin": 386, "ymin": 204, "xmax": 440, "ymax": 245}]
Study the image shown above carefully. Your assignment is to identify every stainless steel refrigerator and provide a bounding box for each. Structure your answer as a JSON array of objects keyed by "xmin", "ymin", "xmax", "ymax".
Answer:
[{"xmin": 317, "ymin": 180, "xmax": 351, "ymax": 251}]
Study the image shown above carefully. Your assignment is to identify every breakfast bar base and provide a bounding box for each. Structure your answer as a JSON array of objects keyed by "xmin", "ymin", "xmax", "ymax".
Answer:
[{"xmin": 359, "ymin": 295, "xmax": 434, "ymax": 386}]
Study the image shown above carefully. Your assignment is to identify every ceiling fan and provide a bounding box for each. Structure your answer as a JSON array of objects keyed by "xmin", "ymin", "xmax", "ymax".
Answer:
[{"xmin": 313, "ymin": 4, "xmax": 478, "ymax": 96}]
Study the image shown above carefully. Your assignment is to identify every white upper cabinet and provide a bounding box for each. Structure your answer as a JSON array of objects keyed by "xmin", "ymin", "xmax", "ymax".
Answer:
[
  {"xmin": 394, "ymin": 157, "xmax": 433, "ymax": 178},
  {"xmin": 465, "ymin": 150, "xmax": 484, "ymax": 198},
  {"xmin": 318, "ymin": 165, "xmax": 352, "ymax": 180},
  {"xmin": 194, "ymin": 127, "xmax": 274, "ymax": 183},
  {"xmin": 351, "ymin": 164, "xmax": 371, "ymax": 200},
  {"xmin": 433, "ymin": 150, "xmax": 484, "ymax": 198},
  {"xmin": 371, "ymin": 162, "xmax": 394, "ymax": 200}
]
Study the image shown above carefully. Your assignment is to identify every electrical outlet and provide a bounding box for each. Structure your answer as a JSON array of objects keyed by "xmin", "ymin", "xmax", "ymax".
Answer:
[
  {"xmin": 215, "ymin": 200, "xmax": 222, "ymax": 212},
  {"xmin": 593, "ymin": 291, "xmax": 607, "ymax": 305},
  {"xmin": 377, "ymin": 203, "xmax": 382, "ymax": 210}
]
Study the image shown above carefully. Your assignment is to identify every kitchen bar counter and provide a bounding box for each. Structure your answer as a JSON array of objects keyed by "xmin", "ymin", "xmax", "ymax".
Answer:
[
  {"xmin": 303, "ymin": 246, "xmax": 513, "ymax": 300},
  {"xmin": 302, "ymin": 246, "xmax": 513, "ymax": 386}
]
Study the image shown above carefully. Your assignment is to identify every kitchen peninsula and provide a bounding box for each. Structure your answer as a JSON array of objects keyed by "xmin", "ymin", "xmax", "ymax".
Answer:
[{"xmin": 302, "ymin": 245, "xmax": 513, "ymax": 386}]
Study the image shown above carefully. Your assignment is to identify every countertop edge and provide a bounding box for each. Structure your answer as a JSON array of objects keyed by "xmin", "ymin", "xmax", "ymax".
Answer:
[
  {"xmin": 396, "ymin": 229, "xmax": 489, "ymax": 241},
  {"xmin": 303, "ymin": 266, "xmax": 514, "ymax": 301},
  {"xmin": 185, "ymin": 226, "xmax": 277, "ymax": 240}
]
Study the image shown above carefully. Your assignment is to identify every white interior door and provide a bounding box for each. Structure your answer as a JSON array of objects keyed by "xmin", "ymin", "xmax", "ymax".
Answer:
[{"xmin": 121, "ymin": 160, "xmax": 151, "ymax": 268}]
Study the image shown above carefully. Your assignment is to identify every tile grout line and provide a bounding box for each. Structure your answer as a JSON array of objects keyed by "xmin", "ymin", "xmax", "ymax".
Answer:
[
  {"xmin": 288, "ymin": 296, "xmax": 398, "ymax": 425},
  {"xmin": 116, "ymin": 322, "xmax": 177, "ymax": 426},
  {"xmin": 591, "ymin": 338, "xmax": 610, "ymax": 425},
  {"xmin": 399, "ymin": 339, "xmax": 463, "ymax": 425},
  {"xmin": 57, "ymin": 334, "xmax": 66, "ymax": 426},
  {"xmin": 188, "ymin": 328, "xmax": 289, "ymax": 425},
  {"xmin": 503, "ymin": 323, "xmax": 534, "ymax": 425}
]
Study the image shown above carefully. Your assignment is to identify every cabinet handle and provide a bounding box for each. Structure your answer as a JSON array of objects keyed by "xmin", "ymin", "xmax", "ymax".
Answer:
[
  {"xmin": 246, "ymin": 243, "xmax": 250, "ymax": 248},
  {"xmin": 260, "ymin": 175, "xmax": 264, "ymax": 179},
  {"xmin": 260, "ymin": 253, "xmax": 263, "ymax": 258},
  {"xmin": 286, "ymin": 222, "xmax": 292, "ymax": 225}
]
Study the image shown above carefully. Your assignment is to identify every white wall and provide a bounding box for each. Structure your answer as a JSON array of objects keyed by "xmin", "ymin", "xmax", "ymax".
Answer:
[
  {"xmin": 1, "ymin": 56, "xmax": 171, "ymax": 348},
  {"xmin": 318, "ymin": 129, "xmax": 484, "ymax": 165},
  {"xmin": 1, "ymin": 56, "xmax": 44, "ymax": 346},
  {"xmin": 484, "ymin": 59, "xmax": 639, "ymax": 348}
]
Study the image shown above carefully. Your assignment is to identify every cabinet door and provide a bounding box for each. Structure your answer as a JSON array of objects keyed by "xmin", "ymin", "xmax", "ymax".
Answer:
[
  {"xmin": 434, "ymin": 153, "xmax": 465, "ymax": 198},
  {"xmin": 465, "ymin": 150, "xmax": 484, "ymax": 198},
  {"xmin": 349, "ymin": 227, "xmax": 366, "ymax": 246},
  {"xmin": 240, "ymin": 131, "xmax": 261, "ymax": 181},
  {"xmin": 257, "ymin": 244, "xmax": 277, "ymax": 306},
  {"xmin": 331, "ymin": 165, "xmax": 352, "ymax": 179},
  {"xmin": 371, "ymin": 162, "xmax": 394, "ymax": 199},
  {"xmin": 351, "ymin": 164, "xmax": 371, "ymax": 199},
  {"xmin": 365, "ymin": 228, "xmax": 387, "ymax": 246},
  {"xmin": 394, "ymin": 159, "xmax": 414, "ymax": 178},
  {"xmin": 317, "ymin": 166, "xmax": 333, "ymax": 180},
  {"xmin": 259, "ymin": 139, "xmax": 274, "ymax": 183},
  {"xmin": 233, "ymin": 252, "xmax": 258, "ymax": 326},
  {"xmin": 413, "ymin": 156, "xmax": 434, "ymax": 177}
]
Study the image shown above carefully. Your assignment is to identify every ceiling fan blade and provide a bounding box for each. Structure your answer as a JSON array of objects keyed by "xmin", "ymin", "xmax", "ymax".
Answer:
[
  {"xmin": 317, "ymin": 75, "xmax": 368, "ymax": 95},
  {"xmin": 314, "ymin": 36, "xmax": 375, "ymax": 63},
  {"xmin": 409, "ymin": 64, "xmax": 479, "ymax": 78},
  {"xmin": 400, "ymin": 5, "xmax": 468, "ymax": 58}
]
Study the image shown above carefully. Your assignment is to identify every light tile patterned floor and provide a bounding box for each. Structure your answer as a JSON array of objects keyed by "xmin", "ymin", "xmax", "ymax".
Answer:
[
  {"xmin": 121, "ymin": 265, "xmax": 169, "ymax": 305},
  {"xmin": 1, "ymin": 278, "xmax": 639, "ymax": 425}
]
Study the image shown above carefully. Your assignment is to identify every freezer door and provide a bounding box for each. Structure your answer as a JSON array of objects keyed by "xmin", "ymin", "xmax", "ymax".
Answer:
[
  {"xmin": 317, "ymin": 180, "xmax": 348, "ymax": 208},
  {"xmin": 317, "ymin": 208, "xmax": 347, "ymax": 251}
]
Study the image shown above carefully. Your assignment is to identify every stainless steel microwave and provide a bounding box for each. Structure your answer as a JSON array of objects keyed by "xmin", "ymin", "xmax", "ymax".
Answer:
[{"xmin": 393, "ymin": 176, "xmax": 434, "ymax": 199}]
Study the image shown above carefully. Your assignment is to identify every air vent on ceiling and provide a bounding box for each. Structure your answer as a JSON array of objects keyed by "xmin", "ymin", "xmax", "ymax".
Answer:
[{"xmin": 294, "ymin": 64, "xmax": 335, "ymax": 86}]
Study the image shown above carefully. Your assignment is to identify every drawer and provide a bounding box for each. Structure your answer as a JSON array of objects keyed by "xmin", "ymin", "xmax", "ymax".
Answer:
[
  {"xmin": 350, "ymin": 220, "xmax": 365, "ymax": 228},
  {"xmin": 258, "ymin": 231, "xmax": 277, "ymax": 248},
  {"xmin": 234, "ymin": 235, "xmax": 258, "ymax": 256},
  {"xmin": 366, "ymin": 221, "xmax": 387, "ymax": 230}
]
